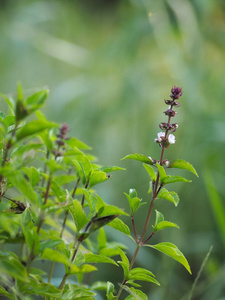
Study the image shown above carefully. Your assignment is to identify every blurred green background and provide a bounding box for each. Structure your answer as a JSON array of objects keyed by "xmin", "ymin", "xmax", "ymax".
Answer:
[{"xmin": 0, "ymin": 0, "xmax": 225, "ymax": 299}]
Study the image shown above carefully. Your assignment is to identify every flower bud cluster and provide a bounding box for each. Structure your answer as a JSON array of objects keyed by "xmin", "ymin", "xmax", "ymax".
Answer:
[
  {"xmin": 155, "ymin": 86, "xmax": 182, "ymax": 148},
  {"xmin": 53, "ymin": 123, "xmax": 69, "ymax": 158}
]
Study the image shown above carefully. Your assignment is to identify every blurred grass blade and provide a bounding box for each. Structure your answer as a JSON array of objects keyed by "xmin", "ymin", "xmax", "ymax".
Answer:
[
  {"xmin": 204, "ymin": 170, "xmax": 225, "ymax": 249},
  {"xmin": 187, "ymin": 245, "xmax": 213, "ymax": 300}
]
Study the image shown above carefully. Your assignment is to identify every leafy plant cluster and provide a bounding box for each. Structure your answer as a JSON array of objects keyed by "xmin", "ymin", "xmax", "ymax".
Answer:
[{"xmin": 0, "ymin": 85, "xmax": 197, "ymax": 299}]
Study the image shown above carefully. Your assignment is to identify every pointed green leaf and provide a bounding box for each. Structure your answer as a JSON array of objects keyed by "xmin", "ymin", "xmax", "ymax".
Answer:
[
  {"xmin": 0, "ymin": 256, "xmax": 28, "ymax": 282},
  {"xmin": 79, "ymin": 155, "xmax": 92, "ymax": 184},
  {"xmin": 84, "ymin": 254, "xmax": 118, "ymax": 266},
  {"xmin": 157, "ymin": 188, "xmax": 177, "ymax": 206},
  {"xmin": 153, "ymin": 221, "xmax": 179, "ymax": 232},
  {"xmin": 107, "ymin": 218, "xmax": 130, "ymax": 236},
  {"xmin": 70, "ymin": 264, "xmax": 97, "ymax": 275},
  {"xmin": 170, "ymin": 191, "xmax": 180, "ymax": 206},
  {"xmin": 0, "ymin": 286, "xmax": 13, "ymax": 299},
  {"xmin": 70, "ymin": 199, "xmax": 88, "ymax": 232},
  {"xmin": 145, "ymin": 242, "xmax": 191, "ymax": 274},
  {"xmin": 87, "ymin": 215, "xmax": 119, "ymax": 235},
  {"xmin": 16, "ymin": 120, "xmax": 58, "ymax": 141},
  {"xmin": 23, "ymin": 166, "xmax": 40, "ymax": 187},
  {"xmin": 25, "ymin": 90, "xmax": 48, "ymax": 107},
  {"xmin": 124, "ymin": 193, "xmax": 145, "ymax": 216},
  {"xmin": 143, "ymin": 164, "xmax": 156, "ymax": 182},
  {"xmin": 5, "ymin": 170, "xmax": 38, "ymax": 205},
  {"xmin": 99, "ymin": 166, "xmax": 125, "ymax": 173},
  {"xmin": 123, "ymin": 286, "xmax": 148, "ymax": 300},
  {"xmin": 169, "ymin": 159, "xmax": 198, "ymax": 177},
  {"xmin": 129, "ymin": 268, "xmax": 155, "ymax": 278},
  {"xmin": 117, "ymin": 248, "xmax": 130, "ymax": 278},
  {"xmin": 156, "ymin": 163, "xmax": 167, "ymax": 182},
  {"xmin": 163, "ymin": 175, "xmax": 192, "ymax": 184},
  {"xmin": 89, "ymin": 171, "xmax": 109, "ymax": 188},
  {"xmin": 41, "ymin": 248, "xmax": 70, "ymax": 265},
  {"xmin": 154, "ymin": 210, "xmax": 164, "ymax": 227},
  {"xmin": 122, "ymin": 154, "xmax": 153, "ymax": 165},
  {"xmin": 66, "ymin": 136, "xmax": 91, "ymax": 150},
  {"xmin": 128, "ymin": 273, "xmax": 160, "ymax": 286},
  {"xmin": 98, "ymin": 228, "xmax": 107, "ymax": 250},
  {"xmin": 129, "ymin": 189, "xmax": 137, "ymax": 198},
  {"xmin": 29, "ymin": 283, "xmax": 62, "ymax": 297},
  {"xmin": 96, "ymin": 196, "xmax": 128, "ymax": 217}
]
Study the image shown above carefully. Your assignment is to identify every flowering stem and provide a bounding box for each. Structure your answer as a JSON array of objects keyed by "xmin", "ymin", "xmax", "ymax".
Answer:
[{"xmin": 116, "ymin": 86, "xmax": 183, "ymax": 299}]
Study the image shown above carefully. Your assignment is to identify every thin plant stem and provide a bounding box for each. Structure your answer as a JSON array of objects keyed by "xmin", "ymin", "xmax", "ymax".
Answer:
[
  {"xmin": 58, "ymin": 241, "xmax": 81, "ymax": 290},
  {"xmin": 48, "ymin": 177, "xmax": 81, "ymax": 283},
  {"xmin": 0, "ymin": 122, "xmax": 18, "ymax": 201},
  {"xmin": 131, "ymin": 215, "xmax": 138, "ymax": 242},
  {"xmin": 116, "ymin": 104, "xmax": 175, "ymax": 299},
  {"xmin": 81, "ymin": 178, "xmax": 89, "ymax": 207}
]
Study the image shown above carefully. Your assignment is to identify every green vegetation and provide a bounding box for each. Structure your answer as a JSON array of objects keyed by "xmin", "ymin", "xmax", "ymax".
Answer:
[{"xmin": 0, "ymin": 0, "xmax": 225, "ymax": 299}]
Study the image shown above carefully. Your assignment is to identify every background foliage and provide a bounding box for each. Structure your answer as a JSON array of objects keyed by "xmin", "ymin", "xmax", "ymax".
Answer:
[{"xmin": 0, "ymin": 0, "xmax": 225, "ymax": 299}]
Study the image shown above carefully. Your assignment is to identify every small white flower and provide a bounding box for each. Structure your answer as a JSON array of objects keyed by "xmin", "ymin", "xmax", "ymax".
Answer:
[
  {"xmin": 168, "ymin": 134, "xmax": 176, "ymax": 144},
  {"xmin": 154, "ymin": 132, "xmax": 165, "ymax": 143}
]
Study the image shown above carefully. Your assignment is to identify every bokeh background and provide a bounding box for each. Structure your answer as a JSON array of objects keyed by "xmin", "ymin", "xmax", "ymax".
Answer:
[{"xmin": 0, "ymin": 0, "xmax": 225, "ymax": 299}]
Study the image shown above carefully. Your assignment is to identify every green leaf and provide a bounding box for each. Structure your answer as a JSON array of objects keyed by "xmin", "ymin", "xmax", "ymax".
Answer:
[
  {"xmin": 84, "ymin": 254, "xmax": 118, "ymax": 266},
  {"xmin": 23, "ymin": 166, "xmax": 40, "ymax": 187},
  {"xmin": 153, "ymin": 221, "xmax": 179, "ymax": 233},
  {"xmin": 154, "ymin": 210, "xmax": 164, "ymax": 226},
  {"xmin": 61, "ymin": 287, "xmax": 95, "ymax": 299},
  {"xmin": 143, "ymin": 164, "xmax": 156, "ymax": 182},
  {"xmin": 40, "ymin": 239, "xmax": 63, "ymax": 252},
  {"xmin": 157, "ymin": 188, "xmax": 179, "ymax": 207},
  {"xmin": 79, "ymin": 155, "xmax": 92, "ymax": 184},
  {"xmin": 117, "ymin": 248, "xmax": 130, "ymax": 278},
  {"xmin": 0, "ymin": 286, "xmax": 13, "ymax": 299},
  {"xmin": 66, "ymin": 137, "xmax": 91, "ymax": 150},
  {"xmin": 153, "ymin": 210, "xmax": 179, "ymax": 232},
  {"xmin": 99, "ymin": 166, "xmax": 125, "ymax": 173},
  {"xmin": 0, "ymin": 256, "xmax": 28, "ymax": 282},
  {"xmin": 70, "ymin": 264, "xmax": 97, "ymax": 275},
  {"xmin": 80, "ymin": 215, "xmax": 118, "ymax": 240},
  {"xmin": 46, "ymin": 160, "xmax": 66, "ymax": 174},
  {"xmin": 145, "ymin": 242, "xmax": 191, "ymax": 274},
  {"xmin": 25, "ymin": 90, "xmax": 49, "ymax": 107},
  {"xmin": 124, "ymin": 192, "xmax": 145, "ymax": 216},
  {"xmin": 129, "ymin": 189, "xmax": 137, "ymax": 198},
  {"xmin": 96, "ymin": 196, "xmax": 128, "ymax": 217},
  {"xmin": 128, "ymin": 273, "xmax": 160, "ymax": 285},
  {"xmin": 41, "ymin": 248, "xmax": 70, "ymax": 265},
  {"xmin": 5, "ymin": 170, "xmax": 38, "ymax": 205},
  {"xmin": 169, "ymin": 159, "xmax": 198, "ymax": 177},
  {"xmin": 163, "ymin": 175, "xmax": 192, "ymax": 184},
  {"xmin": 89, "ymin": 171, "xmax": 109, "ymax": 188},
  {"xmin": 106, "ymin": 281, "xmax": 116, "ymax": 300},
  {"xmin": 122, "ymin": 154, "xmax": 153, "ymax": 165},
  {"xmin": 107, "ymin": 218, "xmax": 130, "ymax": 236},
  {"xmin": 156, "ymin": 163, "xmax": 167, "ymax": 182},
  {"xmin": 98, "ymin": 228, "xmax": 107, "ymax": 250},
  {"xmin": 123, "ymin": 286, "xmax": 147, "ymax": 300},
  {"xmin": 15, "ymin": 100, "xmax": 29, "ymax": 121},
  {"xmin": 70, "ymin": 199, "xmax": 88, "ymax": 232},
  {"xmin": 129, "ymin": 267, "xmax": 155, "ymax": 277},
  {"xmin": 16, "ymin": 120, "xmax": 58, "ymax": 142},
  {"xmin": 91, "ymin": 281, "xmax": 108, "ymax": 291},
  {"xmin": 29, "ymin": 283, "xmax": 62, "ymax": 297},
  {"xmin": 4, "ymin": 115, "xmax": 16, "ymax": 127},
  {"xmin": 170, "ymin": 191, "xmax": 180, "ymax": 206}
]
